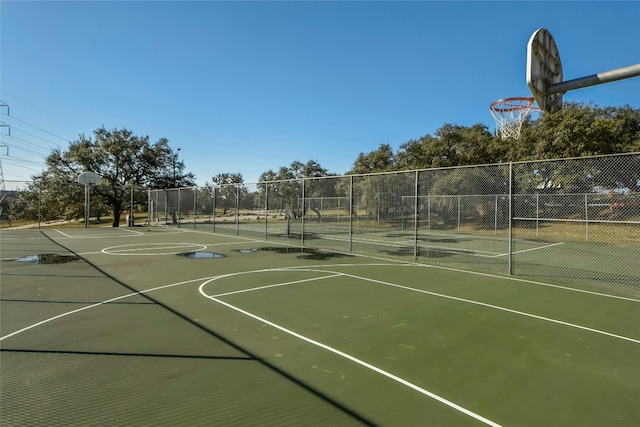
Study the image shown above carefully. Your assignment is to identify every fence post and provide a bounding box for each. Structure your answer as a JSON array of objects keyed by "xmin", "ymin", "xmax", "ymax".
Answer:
[
  {"xmin": 428, "ymin": 194, "xmax": 432, "ymax": 230},
  {"xmin": 177, "ymin": 188, "xmax": 181, "ymax": 227},
  {"xmin": 128, "ymin": 184, "xmax": 134, "ymax": 227},
  {"xmin": 193, "ymin": 187, "xmax": 196, "ymax": 230},
  {"xmin": 584, "ymin": 193, "xmax": 589, "ymax": 241},
  {"xmin": 508, "ymin": 163, "xmax": 514, "ymax": 275},
  {"xmin": 84, "ymin": 184, "xmax": 90, "ymax": 229},
  {"xmin": 536, "ymin": 193, "xmax": 540, "ymax": 238},
  {"xmin": 38, "ymin": 181, "xmax": 42, "ymax": 229},
  {"xmin": 147, "ymin": 188, "xmax": 151, "ymax": 226},
  {"xmin": 212, "ymin": 187, "xmax": 216, "ymax": 233},
  {"xmin": 301, "ymin": 179, "xmax": 305, "ymax": 247},
  {"xmin": 494, "ymin": 195, "xmax": 498, "ymax": 234},
  {"xmin": 414, "ymin": 171, "xmax": 419, "ymax": 261},
  {"xmin": 235, "ymin": 185, "xmax": 239, "ymax": 236},
  {"xmin": 164, "ymin": 190, "xmax": 168, "ymax": 225},
  {"xmin": 264, "ymin": 184, "xmax": 268, "ymax": 240},
  {"xmin": 349, "ymin": 176, "xmax": 353, "ymax": 252},
  {"xmin": 457, "ymin": 195, "xmax": 461, "ymax": 232}
]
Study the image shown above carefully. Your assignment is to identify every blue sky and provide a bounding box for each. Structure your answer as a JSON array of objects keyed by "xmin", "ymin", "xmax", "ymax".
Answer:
[{"xmin": 1, "ymin": 1, "xmax": 639, "ymax": 187}]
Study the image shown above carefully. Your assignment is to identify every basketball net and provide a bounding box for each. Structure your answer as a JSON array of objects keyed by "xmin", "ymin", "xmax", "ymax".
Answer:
[{"xmin": 490, "ymin": 97, "xmax": 539, "ymax": 140}]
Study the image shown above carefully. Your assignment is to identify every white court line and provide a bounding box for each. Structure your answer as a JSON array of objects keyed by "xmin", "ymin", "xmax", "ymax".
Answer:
[
  {"xmin": 3, "ymin": 260, "xmax": 636, "ymax": 425},
  {"xmin": 0, "ymin": 276, "xmax": 211, "ymax": 342},
  {"xmin": 188, "ymin": 228, "xmax": 640, "ymax": 302},
  {"xmin": 335, "ymin": 271, "xmax": 640, "ymax": 344},
  {"xmin": 489, "ymin": 241, "xmax": 565, "ymax": 258},
  {"xmin": 102, "ymin": 243, "xmax": 207, "ymax": 255},
  {"xmin": 291, "ymin": 227, "xmax": 569, "ymax": 259},
  {"xmin": 407, "ymin": 263, "xmax": 640, "ymax": 303},
  {"xmin": 0, "ymin": 266, "xmax": 335, "ymax": 341},
  {"xmin": 53, "ymin": 228, "xmax": 144, "ymax": 238},
  {"xmin": 203, "ymin": 241, "xmax": 250, "ymax": 247},
  {"xmin": 198, "ymin": 267, "xmax": 640, "ymax": 344},
  {"xmin": 4, "ymin": 255, "xmax": 616, "ymax": 342},
  {"xmin": 100, "ymin": 241, "xmax": 249, "ymax": 256},
  {"xmin": 352, "ymin": 235, "xmax": 564, "ymax": 259},
  {"xmin": 0, "ymin": 236, "xmax": 50, "ymax": 241},
  {"xmin": 197, "ymin": 266, "xmax": 640, "ymax": 424},
  {"xmin": 211, "ymin": 273, "xmax": 344, "ymax": 298},
  {"xmin": 120, "ymin": 228, "xmax": 145, "ymax": 236},
  {"xmin": 319, "ymin": 234, "xmax": 506, "ymax": 257},
  {"xmin": 199, "ymin": 283, "xmax": 502, "ymax": 427}
]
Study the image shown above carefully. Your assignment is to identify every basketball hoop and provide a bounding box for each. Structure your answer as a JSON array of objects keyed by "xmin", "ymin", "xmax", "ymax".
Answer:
[{"xmin": 490, "ymin": 97, "xmax": 540, "ymax": 140}]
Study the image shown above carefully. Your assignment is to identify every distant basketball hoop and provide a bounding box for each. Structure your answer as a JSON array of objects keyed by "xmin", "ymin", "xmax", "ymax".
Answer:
[
  {"xmin": 489, "ymin": 97, "xmax": 540, "ymax": 140},
  {"xmin": 77, "ymin": 171, "xmax": 102, "ymax": 228},
  {"xmin": 77, "ymin": 171, "xmax": 102, "ymax": 186}
]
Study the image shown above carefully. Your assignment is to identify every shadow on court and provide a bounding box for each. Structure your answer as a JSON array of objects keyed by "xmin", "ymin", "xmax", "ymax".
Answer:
[{"xmin": 1, "ymin": 230, "xmax": 374, "ymax": 426}]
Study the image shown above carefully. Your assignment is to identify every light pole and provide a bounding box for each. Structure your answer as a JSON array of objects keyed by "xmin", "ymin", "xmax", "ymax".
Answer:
[
  {"xmin": 172, "ymin": 148, "xmax": 180, "ymax": 224},
  {"xmin": 172, "ymin": 147, "xmax": 181, "ymax": 188}
]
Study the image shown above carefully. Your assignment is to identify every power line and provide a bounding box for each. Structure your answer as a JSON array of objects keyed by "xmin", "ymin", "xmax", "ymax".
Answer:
[
  {"xmin": 4, "ymin": 125, "xmax": 63, "ymax": 149},
  {"xmin": 5, "ymin": 156, "xmax": 45, "ymax": 166},
  {"xmin": 0, "ymin": 91, "xmax": 85, "ymax": 132},
  {"xmin": 0, "ymin": 121, "xmax": 8, "ymax": 192},
  {"xmin": 2, "ymin": 157, "xmax": 43, "ymax": 172},
  {"xmin": 0, "ymin": 98, "xmax": 78, "ymax": 160},
  {"xmin": 0, "ymin": 121, "xmax": 9, "ymax": 137},
  {"xmin": 0, "ymin": 102, "xmax": 49, "ymax": 185},
  {"xmin": 0, "ymin": 103, "xmax": 50, "ymax": 178},
  {"xmin": 2, "ymin": 134, "xmax": 52, "ymax": 157},
  {"xmin": 6, "ymin": 114, "xmax": 71, "ymax": 143}
]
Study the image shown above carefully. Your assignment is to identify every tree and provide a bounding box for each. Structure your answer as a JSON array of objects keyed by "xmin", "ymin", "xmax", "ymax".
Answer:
[
  {"xmin": 42, "ymin": 127, "xmax": 194, "ymax": 227},
  {"xmin": 511, "ymin": 103, "xmax": 640, "ymax": 198},
  {"xmin": 352, "ymin": 172, "xmax": 415, "ymax": 223},
  {"xmin": 428, "ymin": 165, "xmax": 510, "ymax": 228},
  {"xmin": 349, "ymin": 144, "xmax": 395, "ymax": 174},
  {"xmin": 210, "ymin": 173, "xmax": 248, "ymax": 215},
  {"xmin": 259, "ymin": 160, "xmax": 331, "ymax": 216},
  {"xmin": 10, "ymin": 172, "xmax": 82, "ymax": 223},
  {"xmin": 517, "ymin": 102, "xmax": 640, "ymax": 160},
  {"xmin": 260, "ymin": 159, "xmax": 329, "ymax": 182},
  {"xmin": 396, "ymin": 124, "xmax": 498, "ymax": 170}
]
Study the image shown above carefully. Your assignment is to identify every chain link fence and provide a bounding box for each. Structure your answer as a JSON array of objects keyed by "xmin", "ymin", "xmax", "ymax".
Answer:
[
  {"xmin": 149, "ymin": 153, "xmax": 639, "ymax": 295},
  {"xmin": 1, "ymin": 180, "xmax": 148, "ymax": 228},
  {"xmin": 3, "ymin": 153, "xmax": 638, "ymax": 295}
]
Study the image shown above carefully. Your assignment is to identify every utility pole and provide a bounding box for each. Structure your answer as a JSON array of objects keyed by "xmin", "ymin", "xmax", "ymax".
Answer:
[
  {"xmin": 0, "ymin": 102, "xmax": 10, "ymax": 220},
  {"xmin": 0, "ymin": 102, "xmax": 10, "ymax": 195},
  {"xmin": 172, "ymin": 147, "xmax": 181, "ymax": 187},
  {"xmin": 171, "ymin": 147, "xmax": 180, "ymax": 224}
]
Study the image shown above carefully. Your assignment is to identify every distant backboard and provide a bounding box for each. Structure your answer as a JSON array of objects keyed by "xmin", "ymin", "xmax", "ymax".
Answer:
[
  {"xmin": 526, "ymin": 28, "xmax": 564, "ymax": 113},
  {"xmin": 77, "ymin": 171, "xmax": 102, "ymax": 186}
]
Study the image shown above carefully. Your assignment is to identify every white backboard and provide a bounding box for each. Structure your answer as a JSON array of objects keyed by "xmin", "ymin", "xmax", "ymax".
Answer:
[
  {"xmin": 527, "ymin": 28, "xmax": 564, "ymax": 113},
  {"xmin": 77, "ymin": 171, "xmax": 102, "ymax": 186}
]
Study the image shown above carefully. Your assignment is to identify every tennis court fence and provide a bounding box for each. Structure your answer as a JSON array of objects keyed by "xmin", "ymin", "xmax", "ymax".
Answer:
[
  {"xmin": 3, "ymin": 153, "xmax": 639, "ymax": 294},
  {"xmin": 150, "ymin": 153, "xmax": 639, "ymax": 295}
]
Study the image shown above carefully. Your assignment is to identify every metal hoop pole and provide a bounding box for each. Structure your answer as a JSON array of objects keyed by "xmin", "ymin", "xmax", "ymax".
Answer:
[{"xmin": 549, "ymin": 63, "xmax": 640, "ymax": 94}]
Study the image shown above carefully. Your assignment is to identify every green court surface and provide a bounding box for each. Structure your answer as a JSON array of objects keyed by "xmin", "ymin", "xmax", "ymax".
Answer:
[{"xmin": 1, "ymin": 227, "xmax": 639, "ymax": 426}]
